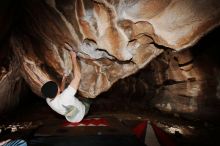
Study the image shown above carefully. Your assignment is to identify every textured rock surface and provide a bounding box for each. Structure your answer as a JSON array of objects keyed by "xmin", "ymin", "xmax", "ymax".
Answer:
[
  {"xmin": 1, "ymin": 0, "xmax": 220, "ymax": 113},
  {"xmin": 151, "ymin": 49, "xmax": 218, "ymax": 114},
  {"xmin": 94, "ymin": 46, "xmax": 220, "ymax": 118},
  {"xmin": 0, "ymin": 57, "xmax": 24, "ymax": 114}
]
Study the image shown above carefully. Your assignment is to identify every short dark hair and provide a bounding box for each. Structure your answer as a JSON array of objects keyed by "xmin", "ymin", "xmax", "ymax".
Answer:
[{"xmin": 41, "ymin": 81, "xmax": 58, "ymax": 98}]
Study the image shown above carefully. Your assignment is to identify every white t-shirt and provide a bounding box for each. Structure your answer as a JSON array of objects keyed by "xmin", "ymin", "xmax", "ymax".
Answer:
[{"xmin": 46, "ymin": 86, "xmax": 85, "ymax": 123}]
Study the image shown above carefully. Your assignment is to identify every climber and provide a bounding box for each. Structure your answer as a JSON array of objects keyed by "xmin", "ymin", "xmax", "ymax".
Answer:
[{"xmin": 41, "ymin": 50, "xmax": 90, "ymax": 123}]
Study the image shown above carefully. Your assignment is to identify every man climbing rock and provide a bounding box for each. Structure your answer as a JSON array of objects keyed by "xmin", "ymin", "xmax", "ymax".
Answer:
[{"xmin": 41, "ymin": 50, "xmax": 90, "ymax": 123}]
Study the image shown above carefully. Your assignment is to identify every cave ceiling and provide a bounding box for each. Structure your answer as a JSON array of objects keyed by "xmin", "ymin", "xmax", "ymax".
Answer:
[{"xmin": 0, "ymin": 0, "xmax": 220, "ymax": 113}]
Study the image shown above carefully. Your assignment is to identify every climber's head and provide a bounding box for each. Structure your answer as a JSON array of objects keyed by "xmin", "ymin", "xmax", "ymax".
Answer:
[{"xmin": 41, "ymin": 81, "xmax": 58, "ymax": 99}]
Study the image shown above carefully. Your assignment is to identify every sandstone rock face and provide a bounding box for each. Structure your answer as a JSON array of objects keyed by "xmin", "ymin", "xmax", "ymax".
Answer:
[
  {"xmin": 1, "ymin": 0, "xmax": 220, "ymax": 112},
  {"xmin": 0, "ymin": 57, "xmax": 24, "ymax": 114},
  {"xmin": 151, "ymin": 49, "xmax": 219, "ymax": 114},
  {"xmin": 93, "ymin": 46, "xmax": 220, "ymax": 119}
]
